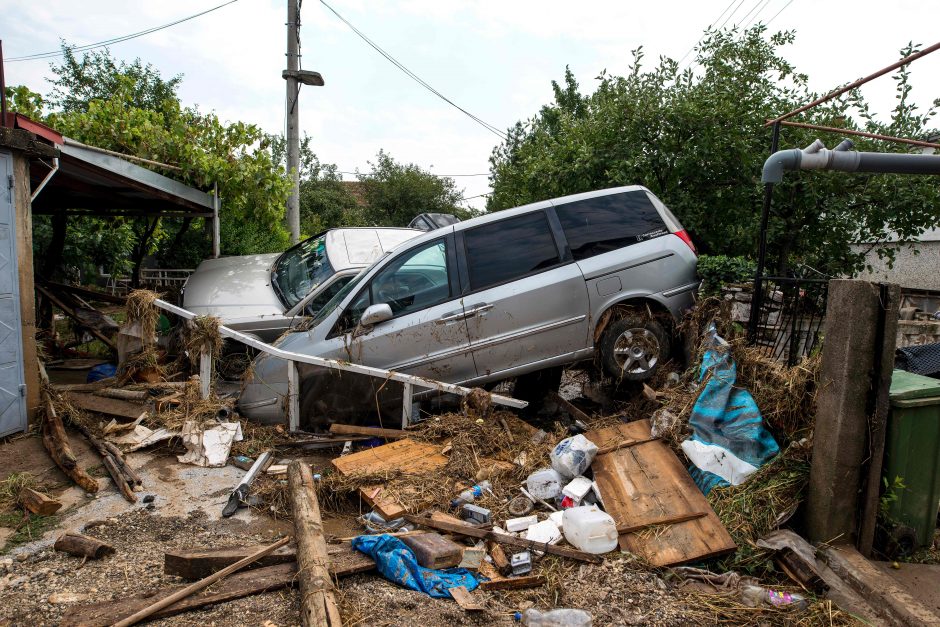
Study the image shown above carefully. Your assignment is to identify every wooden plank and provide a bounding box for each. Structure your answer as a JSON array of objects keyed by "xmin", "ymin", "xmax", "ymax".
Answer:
[
  {"xmin": 19, "ymin": 488, "xmax": 62, "ymax": 516},
  {"xmin": 404, "ymin": 514, "xmax": 602, "ymax": 564},
  {"xmin": 329, "ymin": 423, "xmax": 408, "ymax": 440},
  {"xmin": 478, "ymin": 575, "xmax": 546, "ymax": 591},
  {"xmin": 449, "ymin": 585, "xmax": 484, "ymax": 611},
  {"xmin": 331, "ymin": 438, "xmax": 447, "ymax": 476},
  {"xmin": 164, "ymin": 544, "xmax": 374, "ymax": 580},
  {"xmin": 586, "ymin": 420, "xmax": 736, "ymax": 568},
  {"xmin": 65, "ymin": 392, "xmax": 149, "ymax": 421},
  {"xmin": 36, "ymin": 284, "xmax": 117, "ymax": 351},
  {"xmin": 360, "ymin": 484, "xmax": 408, "ymax": 520},
  {"xmin": 61, "ymin": 563, "xmax": 295, "ymax": 627}
]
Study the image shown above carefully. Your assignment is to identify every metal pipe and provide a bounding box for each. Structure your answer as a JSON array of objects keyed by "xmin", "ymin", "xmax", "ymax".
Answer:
[
  {"xmin": 748, "ymin": 121, "xmax": 781, "ymax": 344},
  {"xmin": 763, "ymin": 138, "xmax": 940, "ymax": 183},
  {"xmin": 62, "ymin": 137, "xmax": 183, "ymax": 171},
  {"xmin": 766, "ymin": 40, "xmax": 940, "ymax": 127},
  {"xmin": 772, "ymin": 119, "xmax": 940, "ymax": 150},
  {"xmin": 31, "ymin": 157, "xmax": 59, "ymax": 201}
]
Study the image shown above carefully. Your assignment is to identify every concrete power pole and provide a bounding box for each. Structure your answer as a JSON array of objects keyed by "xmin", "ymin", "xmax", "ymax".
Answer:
[
  {"xmin": 285, "ymin": 0, "xmax": 301, "ymax": 244},
  {"xmin": 283, "ymin": 1, "xmax": 324, "ymax": 244}
]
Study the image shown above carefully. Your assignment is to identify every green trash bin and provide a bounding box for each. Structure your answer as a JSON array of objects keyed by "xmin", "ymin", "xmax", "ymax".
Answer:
[{"xmin": 884, "ymin": 369, "xmax": 940, "ymax": 548}]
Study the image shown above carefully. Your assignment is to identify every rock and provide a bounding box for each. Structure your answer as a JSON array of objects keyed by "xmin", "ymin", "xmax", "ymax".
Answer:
[
  {"xmin": 48, "ymin": 592, "xmax": 89, "ymax": 604},
  {"xmin": 143, "ymin": 494, "xmax": 155, "ymax": 503}
]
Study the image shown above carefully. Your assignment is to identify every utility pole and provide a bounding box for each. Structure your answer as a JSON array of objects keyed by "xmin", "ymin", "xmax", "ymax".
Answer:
[
  {"xmin": 285, "ymin": 0, "xmax": 301, "ymax": 244},
  {"xmin": 283, "ymin": 1, "xmax": 324, "ymax": 245}
]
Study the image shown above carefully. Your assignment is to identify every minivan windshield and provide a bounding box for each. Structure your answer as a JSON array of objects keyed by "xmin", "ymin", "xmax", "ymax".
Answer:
[
  {"xmin": 308, "ymin": 268, "xmax": 367, "ymax": 328},
  {"xmin": 272, "ymin": 233, "xmax": 335, "ymax": 309}
]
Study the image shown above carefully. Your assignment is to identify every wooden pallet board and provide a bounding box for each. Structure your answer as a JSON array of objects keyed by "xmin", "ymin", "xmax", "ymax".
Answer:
[
  {"xmin": 586, "ymin": 420, "xmax": 736, "ymax": 567},
  {"xmin": 65, "ymin": 391, "xmax": 149, "ymax": 421},
  {"xmin": 332, "ymin": 438, "xmax": 448, "ymax": 476}
]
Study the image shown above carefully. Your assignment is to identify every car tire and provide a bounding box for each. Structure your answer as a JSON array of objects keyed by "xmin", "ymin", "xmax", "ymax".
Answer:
[{"xmin": 599, "ymin": 313, "xmax": 670, "ymax": 383}]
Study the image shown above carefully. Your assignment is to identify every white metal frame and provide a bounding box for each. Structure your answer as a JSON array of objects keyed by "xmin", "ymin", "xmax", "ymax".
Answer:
[{"xmin": 153, "ymin": 299, "xmax": 527, "ymax": 431}]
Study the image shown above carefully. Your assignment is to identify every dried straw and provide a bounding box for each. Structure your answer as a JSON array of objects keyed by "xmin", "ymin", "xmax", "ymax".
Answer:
[
  {"xmin": 183, "ymin": 315, "xmax": 224, "ymax": 367},
  {"xmin": 125, "ymin": 289, "xmax": 160, "ymax": 345}
]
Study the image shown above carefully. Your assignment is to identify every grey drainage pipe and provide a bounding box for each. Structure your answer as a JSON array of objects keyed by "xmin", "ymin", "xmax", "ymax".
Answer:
[{"xmin": 762, "ymin": 138, "xmax": 940, "ymax": 183}]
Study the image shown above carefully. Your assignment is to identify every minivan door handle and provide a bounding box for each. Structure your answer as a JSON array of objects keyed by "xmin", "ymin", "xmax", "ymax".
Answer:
[
  {"xmin": 465, "ymin": 303, "xmax": 494, "ymax": 317},
  {"xmin": 436, "ymin": 309, "xmax": 469, "ymax": 324}
]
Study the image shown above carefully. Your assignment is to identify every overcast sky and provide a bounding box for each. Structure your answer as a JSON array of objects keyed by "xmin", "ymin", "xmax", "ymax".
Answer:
[{"xmin": 3, "ymin": 0, "xmax": 939, "ymax": 209}]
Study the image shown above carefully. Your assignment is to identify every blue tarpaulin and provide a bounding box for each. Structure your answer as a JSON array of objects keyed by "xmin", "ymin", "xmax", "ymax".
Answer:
[
  {"xmin": 681, "ymin": 325, "xmax": 779, "ymax": 494},
  {"xmin": 351, "ymin": 534, "xmax": 480, "ymax": 598}
]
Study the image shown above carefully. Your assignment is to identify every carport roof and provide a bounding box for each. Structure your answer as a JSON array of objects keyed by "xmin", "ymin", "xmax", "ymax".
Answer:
[{"xmin": 6, "ymin": 113, "xmax": 215, "ymax": 217}]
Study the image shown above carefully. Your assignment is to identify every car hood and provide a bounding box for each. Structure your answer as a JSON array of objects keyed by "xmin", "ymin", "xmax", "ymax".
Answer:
[{"xmin": 182, "ymin": 253, "xmax": 284, "ymax": 319}]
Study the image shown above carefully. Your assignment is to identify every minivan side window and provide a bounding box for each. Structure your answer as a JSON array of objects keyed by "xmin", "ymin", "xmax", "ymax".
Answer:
[
  {"xmin": 464, "ymin": 211, "xmax": 560, "ymax": 291},
  {"xmin": 554, "ymin": 190, "xmax": 667, "ymax": 261},
  {"xmin": 303, "ymin": 275, "xmax": 353, "ymax": 316},
  {"xmin": 334, "ymin": 239, "xmax": 450, "ymax": 333}
]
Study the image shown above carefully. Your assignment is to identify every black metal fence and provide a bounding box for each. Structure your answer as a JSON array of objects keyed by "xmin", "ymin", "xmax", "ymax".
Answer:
[{"xmin": 747, "ymin": 276, "xmax": 829, "ymax": 366}]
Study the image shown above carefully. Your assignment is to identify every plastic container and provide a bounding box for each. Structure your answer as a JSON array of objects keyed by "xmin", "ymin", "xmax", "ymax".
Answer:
[
  {"xmin": 561, "ymin": 506, "xmax": 618, "ymax": 554},
  {"xmin": 884, "ymin": 369, "xmax": 940, "ymax": 548},
  {"xmin": 526, "ymin": 468, "xmax": 564, "ymax": 500},
  {"xmin": 741, "ymin": 585, "xmax": 808, "ymax": 610},
  {"xmin": 451, "ymin": 480, "xmax": 492, "ymax": 507},
  {"xmin": 516, "ymin": 608, "xmax": 593, "ymax": 626},
  {"xmin": 550, "ymin": 435, "xmax": 598, "ymax": 479}
]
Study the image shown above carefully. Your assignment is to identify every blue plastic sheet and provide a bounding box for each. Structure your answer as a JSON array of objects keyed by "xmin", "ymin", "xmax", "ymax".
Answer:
[
  {"xmin": 351, "ymin": 533, "xmax": 480, "ymax": 598},
  {"xmin": 682, "ymin": 325, "xmax": 779, "ymax": 494}
]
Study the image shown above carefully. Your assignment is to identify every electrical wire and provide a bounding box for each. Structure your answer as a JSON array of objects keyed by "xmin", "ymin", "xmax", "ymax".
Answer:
[
  {"xmin": 7, "ymin": 0, "xmax": 242, "ymax": 62},
  {"xmin": 318, "ymin": 0, "xmax": 507, "ymax": 141},
  {"xmin": 764, "ymin": 0, "xmax": 797, "ymax": 26},
  {"xmin": 339, "ymin": 170, "xmax": 488, "ymax": 178},
  {"xmin": 742, "ymin": 0, "xmax": 775, "ymax": 28},
  {"xmin": 734, "ymin": 0, "xmax": 769, "ymax": 28},
  {"xmin": 675, "ymin": 0, "xmax": 740, "ymax": 67}
]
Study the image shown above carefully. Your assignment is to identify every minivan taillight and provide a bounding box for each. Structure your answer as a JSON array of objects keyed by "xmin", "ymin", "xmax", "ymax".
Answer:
[{"xmin": 674, "ymin": 229, "xmax": 697, "ymax": 254}]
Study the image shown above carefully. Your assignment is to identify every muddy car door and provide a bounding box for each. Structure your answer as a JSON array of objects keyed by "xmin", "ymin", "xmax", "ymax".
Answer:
[
  {"xmin": 323, "ymin": 234, "xmax": 476, "ymax": 382},
  {"xmin": 458, "ymin": 209, "xmax": 592, "ymax": 379}
]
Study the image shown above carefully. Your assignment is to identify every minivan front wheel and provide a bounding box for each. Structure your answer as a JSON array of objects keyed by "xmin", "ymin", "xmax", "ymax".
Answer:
[{"xmin": 600, "ymin": 315, "xmax": 670, "ymax": 382}]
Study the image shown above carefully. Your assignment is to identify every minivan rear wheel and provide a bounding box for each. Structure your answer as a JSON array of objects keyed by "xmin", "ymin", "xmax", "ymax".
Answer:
[{"xmin": 600, "ymin": 315, "xmax": 670, "ymax": 383}]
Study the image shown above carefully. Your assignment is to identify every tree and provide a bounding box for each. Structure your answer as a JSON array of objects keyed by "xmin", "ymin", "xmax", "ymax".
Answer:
[
  {"xmin": 488, "ymin": 28, "xmax": 940, "ymax": 276},
  {"xmin": 3, "ymin": 85, "xmax": 45, "ymax": 118},
  {"xmin": 358, "ymin": 150, "xmax": 471, "ymax": 226}
]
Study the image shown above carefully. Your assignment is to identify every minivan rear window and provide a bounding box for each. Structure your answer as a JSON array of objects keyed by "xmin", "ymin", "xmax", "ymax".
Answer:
[
  {"xmin": 464, "ymin": 211, "xmax": 560, "ymax": 291},
  {"xmin": 554, "ymin": 191, "xmax": 667, "ymax": 261}
]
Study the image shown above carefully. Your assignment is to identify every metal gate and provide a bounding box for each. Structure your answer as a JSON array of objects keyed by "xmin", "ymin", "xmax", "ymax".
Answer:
[{"xmin": 0, "ymin": 151, "xmax": 27, "ymax": 437}]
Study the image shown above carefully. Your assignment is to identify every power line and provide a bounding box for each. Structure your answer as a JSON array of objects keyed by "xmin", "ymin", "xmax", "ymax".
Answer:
[
  {"xmin": 765, "ymin": 0, "xmax": 797, "ymax": 26},
  {"xmin": 339, "ymin": 170, "xmax": 489, "ymax": 178},
  {"xmin": 742, "ymin": 0, "xmax": 775, "ymax": 29},
  {"xmin": 675, "ymin": 0, "xmax": 740, "ymax": 67},
  {"xmin": 318, "ymin": 0, "xmax": 507, "ymax": 141},
  {"xmin": 7, "ymin": 0, "xmax": 242, "ymax": 62},
  {"xmin": 734, "ymin": 0, "xmax": 769, "ymax": 28}
]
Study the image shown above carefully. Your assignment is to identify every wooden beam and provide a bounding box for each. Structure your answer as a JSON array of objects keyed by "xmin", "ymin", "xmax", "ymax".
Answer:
[
  {"xmin": 36, "ymin": 284, "xmax": 116, "ymax": 352},
  {"xmin": 328, "ymin": 423, "xmax": 408, "ymax": 440},
  {"xmin": 112, "ymin": 536, "xmax": 290, "ymax": 627},
  {"xmin": 478, "ymin": 575, "xmax": 546, "ymax": 591},
  {"xmin": 288, "ymin": 461, "xmax": 342, "ymax": 626},
  {"xmin": 43, "ymin": 281, "xmax": 126, "ymax": 305},
  {"xmin": 61, "ymin": 563, "xmax": 295, "ymax": 627},
  {"xmin": 404, "ymin": 514, "xmax": 602, "ymax": 564},
  {"xmin": 547, "ymin": 390, "xmax": 592, "ymax": 423},
  {"xmin": 54, "ymin": 532, "xmax": 115, "ymax": 559},
  {"xmin": 65, "ymin": 392, "xmax": 149, "ymax": 421},
  {"xmin": 164, "ymin": 544, "xmax": 374, "ymax": 580},
  {"xmin": 19, "ymin": 488, "xmax": 62, "ymax": 516}
]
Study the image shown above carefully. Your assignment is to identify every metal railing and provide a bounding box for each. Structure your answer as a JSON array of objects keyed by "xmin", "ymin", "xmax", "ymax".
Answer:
[
  {"xmin": 102, "ymin": 269, "xmax": 194, "ymax": 295},
  {"xmin": 747, "ymin": 276, "xmax": 829, "ymax": 366},
  {"xmin": 152, "ymin": 298, "xmax": 527, "ymax": 431}
]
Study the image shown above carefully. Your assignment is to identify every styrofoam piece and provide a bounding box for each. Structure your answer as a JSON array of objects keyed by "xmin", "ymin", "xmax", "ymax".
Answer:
[
  {"xmin": 505, "ymin": 515, "xmax": 538, "ymax": 533},
  {"xmin": 525, "ymin": 468, "xmax": 564, "ymax": 500},
  {"xmin": 562, "ymin": 476, "xmax": 593, "ymax": 502},
  {"xmin": 524, "ymin": 519, "xmax": 562, "ymax": 545},
  {"xmin": 548, "ymin": 510, "xmax": 565, "ymax": 527}
]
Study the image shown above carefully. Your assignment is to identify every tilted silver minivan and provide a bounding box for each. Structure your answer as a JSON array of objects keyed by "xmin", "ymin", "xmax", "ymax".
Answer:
[
  {"xmin": 181, "ymin": 228, "xmax": 422, "ymax": 342},
  {"xmin": 239, "ymin": 186, "xmax": 699, "ymax": 427}
]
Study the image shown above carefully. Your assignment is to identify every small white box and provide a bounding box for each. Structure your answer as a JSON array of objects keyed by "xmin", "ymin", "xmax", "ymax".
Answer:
[
  {"xmin": 525, "ymin": 519, "xmax": 562, "ymax": 545},
  {"xmin": 505, "ymin": 515, "xmax": 538, "ymax": 533},
  {"xmin": 562, "ymin": 476, "xmax": 593, "ymax": 502}
]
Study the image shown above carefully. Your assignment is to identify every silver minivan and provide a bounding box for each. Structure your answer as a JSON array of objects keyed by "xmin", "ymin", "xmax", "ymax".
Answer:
[
  {"xmin": 181, "ymin": 228, "xmax": 422, "ymax": 342},
  {"xmin": 239, "ymin": 186, "xmax": 698, "ymax": 427}
]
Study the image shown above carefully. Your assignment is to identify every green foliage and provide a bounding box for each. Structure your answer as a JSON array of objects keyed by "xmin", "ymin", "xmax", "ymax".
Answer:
[
  {"xmin": 3, "ymin": 85, "xmax": 44, "ymax": 118},
  {"xmin": 359, "ymin": 150, "xmax": 470, "ymax": 226},
  {"xmin": 880, "ymin": 474, "xmax": 907, "ymax": 520},
  {"xmin": 488, "ymin": 28, "xmax": 940, "ymax": 276},
  {"xmin": 697, "ymin": 255, "xmax": 758, "ymax": 295}
]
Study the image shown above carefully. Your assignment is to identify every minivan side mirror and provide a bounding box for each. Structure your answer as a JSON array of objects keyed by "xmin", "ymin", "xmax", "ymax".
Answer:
[{"xmin": 360, "ymin": 303, "xmax": 393, "ymax": 326}]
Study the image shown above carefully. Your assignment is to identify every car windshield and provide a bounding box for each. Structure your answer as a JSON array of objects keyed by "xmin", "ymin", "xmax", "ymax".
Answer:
[{"xmin": 272, "ymin": 233, "xmax": 334, "ymax": 309}]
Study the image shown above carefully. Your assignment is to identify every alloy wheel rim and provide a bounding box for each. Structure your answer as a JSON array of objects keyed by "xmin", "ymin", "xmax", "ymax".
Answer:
[{"xmin": 613, "ymin": 327, "xmax": 660, "ymax": 374}]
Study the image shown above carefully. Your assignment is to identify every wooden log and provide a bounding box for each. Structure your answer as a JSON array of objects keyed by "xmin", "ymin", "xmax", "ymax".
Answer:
[
  {"xmin": 95, "ymin": 388, "xmax": 148, "ymax": 401},
  {"xmin": 164, "ymin": 543, "xmax": 375, "ymax": 580},
  {"xmin": 288, "ymin": 461, "xmax": 342, "ymax": 627},
  {"xmin": 39, "ymin": 373, "xmax": 99, "ymax": 494},
  {"xmin": 62, "ymin": 562, "xmax": 295, "ymax": 627},
  {"xmin": 19, "ymin": 488, "xmax": 62, "ymax": 516},
  {"xmin": 404, "ymin": 514, "xmax": 602, "ymax": 564},
  {"xmin": 328, "ymin": 423, "xmax": 408, "ymax": 439},
  {"xmin": 478, "ymin": 575, "xmax": 547, "ymax": 590},
  {"xmin": 75, "ymin": 424, "xmax": 137, "ymax": 502},
  {"xmin": 54, "ymin": 532, "xmax": 115, "ymax": 559},
  {"xmin": 112, "ymin": 537, "xmax": 289, "ymax": 627},
  {"xmin": 101, "ymin": 440, "xmax": 143, "ymax": 487}
]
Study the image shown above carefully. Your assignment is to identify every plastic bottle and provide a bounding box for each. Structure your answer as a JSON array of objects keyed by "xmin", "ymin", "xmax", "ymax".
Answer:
[
  {"xmin": 515, "ymin": 608, "xmax": 593, "ymax": 626},
  {"xmin": 450, "ymin": 480, "xmax": 492, "ymax": 508},
  {"xmin": 561, "ymin": 506, "xmax": 618, "ymax": 554}
]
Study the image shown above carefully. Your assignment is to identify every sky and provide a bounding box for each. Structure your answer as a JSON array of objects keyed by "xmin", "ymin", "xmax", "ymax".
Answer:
[{"xmin": 2, "ymin": 0, "xmax": 939, "ymax": 210}]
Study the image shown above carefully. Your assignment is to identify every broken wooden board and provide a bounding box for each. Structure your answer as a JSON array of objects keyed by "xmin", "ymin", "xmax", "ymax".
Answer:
[
  {"xmin": 478, "ymin": 575, "xmax": 546, "ymax": 590},
  {"xmin": 65, "ymin": 392, "xmax": 149, "ymax": 421},
  {"xmin": 329, "ymin": 423, "xmax": 408, "ymax": 439},
  {"xmin": 164, "ymin": 543, "xmax": 374, "ymax": 580},
  {"xmin": 61, "ymin": 563, "xmax": 295, "ymax": 627},
  {"xmin": 586, "ymin": 420, "xmax": 736, "ymax": 567},
  {"xmin": 449, "ymin": 585, "xmax": 485, "ymax": 611}
]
